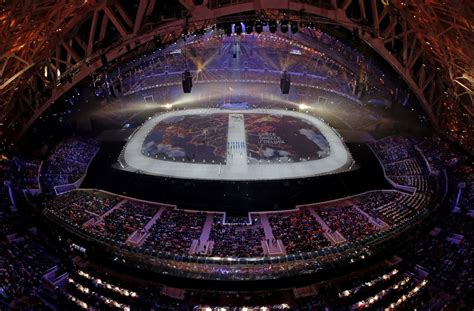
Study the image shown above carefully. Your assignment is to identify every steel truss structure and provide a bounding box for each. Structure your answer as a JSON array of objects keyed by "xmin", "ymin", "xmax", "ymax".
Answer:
[{"xmin": 0, "ymin": 0, "xmax": 472, "ymax": 151}]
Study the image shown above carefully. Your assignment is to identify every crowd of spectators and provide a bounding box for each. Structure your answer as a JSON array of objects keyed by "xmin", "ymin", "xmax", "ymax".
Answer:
[
  {"xmin": 401, "ymin": 147, "xmax": 473, "ymax": 307},
  {"xmin": 10, "ymin": 157, "xmax": 41, "ymax": 190},
  {"xmin": 31, "ymin": 135, "xmax": 436, "ymax": 262},
  {"xmin": 110, "ymin": 31, "xmax": 389, "ymax": 105},
  {"xmin": 370, "ymin": 136, "xmax": 410, "ymax": 153},
  {"xmin": 43, "ymin": 186, "xmax": 433, "ymax": 257},
  {"xmin": 375, "ymin": 144, "xmax": 415, "ymax": 163},
  {"xmin": 390, "ymin": 175, "xmax": 430, "ymax": 192},
  {"xmin": 40, "ymin": 138, "xmax": 99, "ymax": 195},
  {"xmin": 416, "ymin": 135, "xmax": 462, "ymax": 172},
  {"xmin": 45, "ymin": 191, "xmax": 120, "ymax": 226},
  {"xmin": 142, "ymin": 209, "xmax": 206, "ymax": 255},
  {"xmin": 0, "ymin": 240, "xmax": 52, "ymax": 309},
  {"xmin": 86, "ymin": 200, "xmax": 161, "ymax": 243},
  {"xmin": 355, "ymin": 191, "xmax": 428, "ymax": 225},
  {"xmin": 269, "ymin": 209, "xmax": 330, "ymax": 254},
  {"xmin": 208, "ymin": 215, "xmax": 265, "ymax": 257},
  {"xmin": 370, "ymin": 136, "xmax": 431, "ymax": 193},
  {"xmin": 385, "ymin": 158, "xmax": 423, "ymax": 176},
  {"xmin": 317, "ymin": 205, "xmax": 379, "ymax": 240},
  {"xmin": 0, "ymin": 158, "xmax": 63, "ymax": 309},
  {"xmin": 1, "ymin": 130, "xmax": 472, "ymax": 309},
  {"xmin": 94, "ymin": 29, "xmax": 395, "ymax": 135}
]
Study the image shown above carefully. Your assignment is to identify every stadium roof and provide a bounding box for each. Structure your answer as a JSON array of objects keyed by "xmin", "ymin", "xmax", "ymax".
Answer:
[{"xmin": 0, "ymin": 0, "xmax": 472, "ymax": 151}]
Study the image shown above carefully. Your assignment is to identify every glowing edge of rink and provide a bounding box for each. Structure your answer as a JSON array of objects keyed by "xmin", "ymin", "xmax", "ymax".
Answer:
[{"xmin": 118, "ymin": 108, "xmax": 354, "ymax": 181}]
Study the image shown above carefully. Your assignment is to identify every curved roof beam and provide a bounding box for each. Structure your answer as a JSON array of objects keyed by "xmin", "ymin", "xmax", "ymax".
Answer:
[{"xmin": 0, "ymin": 0, "xmax": 472, "ymax": 152}]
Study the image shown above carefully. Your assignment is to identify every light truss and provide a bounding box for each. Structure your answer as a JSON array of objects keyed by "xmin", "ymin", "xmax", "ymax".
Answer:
[{"xmin": 0, "ymin": 0, "xmax": 472, "ymax": 152}]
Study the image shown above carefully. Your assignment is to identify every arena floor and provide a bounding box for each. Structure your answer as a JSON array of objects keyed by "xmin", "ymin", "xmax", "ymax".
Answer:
[{"xmin": 119, "ymin": 108, "xmax": 354, "ymax": 180}]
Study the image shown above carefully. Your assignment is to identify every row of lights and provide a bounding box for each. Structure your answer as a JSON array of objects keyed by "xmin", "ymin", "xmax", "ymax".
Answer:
[
  {"xmin": 181, "ymin": 19, "xmax": 304, "ymax": 39},
  {"xmin": 222, "ymin": 20, "xmax": 299, "ymax": 36}
]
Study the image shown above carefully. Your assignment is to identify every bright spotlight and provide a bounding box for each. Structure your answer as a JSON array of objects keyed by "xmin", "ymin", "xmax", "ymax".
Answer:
[
  {"xmin": 299, "ymin": 103, "xmax": 309, "ymax": 110},
  {"xmin": 164, "ymin": 104, "xmax": 173, "ymax": 109}
]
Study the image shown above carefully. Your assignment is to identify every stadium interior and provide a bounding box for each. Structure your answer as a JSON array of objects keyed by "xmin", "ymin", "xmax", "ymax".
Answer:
[{"xmin": 0, "ymin": 1, "xmax": 473, "ymax": 310}]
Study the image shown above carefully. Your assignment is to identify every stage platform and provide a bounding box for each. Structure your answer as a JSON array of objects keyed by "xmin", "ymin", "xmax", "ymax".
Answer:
[{"xmin": 117, "ymin": 108, "xmax": 354, "ymax": 181}]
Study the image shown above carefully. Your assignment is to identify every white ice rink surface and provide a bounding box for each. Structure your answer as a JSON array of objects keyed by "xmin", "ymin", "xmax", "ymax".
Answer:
[{"xmin": 119, "ymin": 108, "xmax": 353, "ymax": 181}]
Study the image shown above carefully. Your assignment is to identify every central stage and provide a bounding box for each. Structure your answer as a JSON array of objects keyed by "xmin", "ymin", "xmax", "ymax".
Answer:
[{"xmin": 118, "ymin": 108, "xmax": 353, "ymax": 180}]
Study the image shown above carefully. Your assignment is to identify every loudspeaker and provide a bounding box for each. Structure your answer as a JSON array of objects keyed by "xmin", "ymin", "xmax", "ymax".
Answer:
[
  {"xmin": 280, "ymin": 78, "xmax": 290, "ymax": 94},
  {"xmin": 101, "ymin": 54, "xmax": 108, "ymax": 67},
  {"xmin": 182, "ymin": 78, "xmax": 192, "ymax": 93},
  {"xmin": 113, "ymin": 80, "xmax": 122, "ymax": 96},
  {"xmin": 109, "ymin": 84, "xmax": 116, "ymax": 97},
  {"xmin": 182, "ymin": 70, "xmax": 192, "ymax": 93},
  {"xmin": 280, "ymin": 71, "xmax": 291, "ymax": 94}
]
